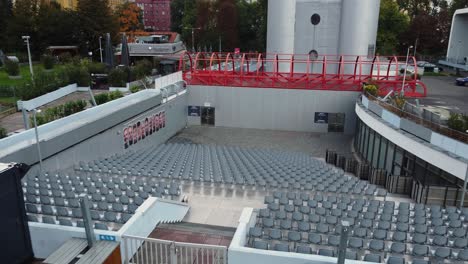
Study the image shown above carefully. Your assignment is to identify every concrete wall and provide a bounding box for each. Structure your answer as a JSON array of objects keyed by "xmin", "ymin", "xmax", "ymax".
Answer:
[
  {"xmin": 187, "ymin": 85, "xmax": 359, "ymax": 134},
  {"xmin": 1, "ymin": 85, "xmax": 187, "ymax": 174}
]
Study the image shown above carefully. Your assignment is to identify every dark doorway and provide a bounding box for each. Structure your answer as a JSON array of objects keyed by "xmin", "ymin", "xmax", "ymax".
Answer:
[
  {"xmin": 201, "ymin": 107, "xmax": 215, "ymax": 126},
  {"xmin": 328, "ymin": 113, "xmax": 345, "ymax": 132}
]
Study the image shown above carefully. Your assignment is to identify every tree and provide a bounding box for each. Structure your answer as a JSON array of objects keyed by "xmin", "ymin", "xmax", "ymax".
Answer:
[
  {"xmin": 377, "ymin": 0, "xmax": 410, "ymax": 55},
  {"xmin": 35, "ymin": 2, "xmax": 80, "ymax": 54},
  {"xmin": 77, "ymin": 0, "xmax": 118, "ymax": 57},
  {"xmin": 217, "ymin": 0, "xmax": 239, "ymax": 52},
  {"xmin": 171, "ymin": 0, "xmax": 185, "ymax": 33},
  {"xmin": 6, "ymin": 0, "xmax": 39, "ymax": 55},
  {"xmin": 450, "ymin": 0, "xmax": 468, "ymax": 15},
  {"xmin": 116, "ymin": 2, "xmax": 143, "ymax": 33},
  {"xmin": 181, "ymin": 0, "xmax": 196, "ymax": 50},
  {"xmin": 0, "ymin": 0, "xmax": 13, "ymax": 50}
]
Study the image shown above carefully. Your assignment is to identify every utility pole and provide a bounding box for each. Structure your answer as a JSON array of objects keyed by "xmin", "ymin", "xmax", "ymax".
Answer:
[
  {"xmin": 22, "ymin": 36, "xmax": 34, "ymax": 81},
  {"xmin": 99, "ymin": 36, "xmax": 103, "ymax": 63},
  {"xmin": 401, "ymin": 45, "xmax": 413, "ymax": 97}
]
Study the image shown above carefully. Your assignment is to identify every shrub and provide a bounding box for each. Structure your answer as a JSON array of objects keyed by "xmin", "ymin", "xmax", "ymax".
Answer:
[
  {"xmin": 64, "ymin": 65, "xmax": 90, "ymax": 86},
  {"xmin": 4, "ymin": 59, "xmax": 20, "ymax": 76},
  {"xmin": 108, "ymin": 68, "xmax": 128, "ymax": 87},
  {"xmin": 393, "ymin": 95, "xmax": 406, "ymax": 109},
  {"xmin": 0, "ymin": 127, "xmax": 7, "ymax": 139},
  {"xmin": 132, "ymin": 59, "xmax": 152, "ymax": 80},
  {"xmin": 41, "ymin": 54, "xmax": 55, "ymax": 70},
  {"xmin": 363, "ymin": 83, "xmax": 379, "ymax": 97},
  {"xmin": 58, "ymin": 52, "xmax": 73, "ymax": 63},
  {"xmin": 29, "ymin": 99, "xmax": 87, "ymax": 126},
  {"xmin": 109, "ymin": 90, "xmax": 123, "ymax": 100},
  {"xmin": 448, "ymin": 113, "xmax": 466, "ymax": 132},
  {"xmin": 87, "ymin": 62, "xmax": 107, "ymax": 74},
  {"xmin": 130, "ymin": 84, "xmax": 143, "ymax": 93},
  {"xmin": 93, "ymin": 93, "xmax": 109, "ymax": 105}
]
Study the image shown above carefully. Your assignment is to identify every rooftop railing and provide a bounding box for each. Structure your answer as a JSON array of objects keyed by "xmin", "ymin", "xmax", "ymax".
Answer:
[{"xmin": 365, "ymin": 93, "xmax": 468, "ymax": 144}]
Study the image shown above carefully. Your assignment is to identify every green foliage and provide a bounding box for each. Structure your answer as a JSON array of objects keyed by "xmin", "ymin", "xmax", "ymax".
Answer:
[
  {"xmin": 58, "ymin": 52, "xmax": 73, "ymax": 63},
  {"xmin": 377, "ymin": 0, "xmax": 410, "ymax": 55},
  {"xmin": 0, "ymin": 126, "xmax": 7, "ymax": 139},
  {"xmin": 4, "ymin": 59, "xmax": 20, "ymax": 76},
  {"xmin": 41, "ymin": 54, "xmax": 55, "ymax": 70},
  {"xmin": 447, "ymin": 113, "xmax": 468, "ymax": 133},
  {"xmin": 93, "ymin": 93, "xmax": 109, "ymax": 105},
  {"xmin": 86, "ymin": 62, "xmax": 107, "ymax": 74},
  {"xmin": 62, "ymin": 65, "xmax": 90, "ymax": 87},
  {"xmin": 92, "ymin": 91, "xmax": 124, "ymax": 105},
  {"xmin": 29, "ymin": 99, "xmax": 87, "ymax": 126},
  {"xmin": 108, "ymin": 90, "xmax": 123, "ymax": 100},
  {"xmin": 363, "ymin": 82, "xmax": 379, "ymax": 96},
  {"xmin": 130, "ymin": 84, "xmax": 143, "ymax": 93},
  {"xmin": 108, "ymin": 68, "xmax": 128, "ymax": 87},
  {"xmin": 393, "ymin": 94, "xmax": 406, "ymax": 109},
  {"xmin": 132, "ymin": 59, "xmax": 152, "ymax": 80}
]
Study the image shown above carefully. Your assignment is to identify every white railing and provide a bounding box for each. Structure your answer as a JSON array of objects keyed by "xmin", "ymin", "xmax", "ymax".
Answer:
[{"xmin": 122, "ymin": 234, "xmax": 227, "ymax": 264}]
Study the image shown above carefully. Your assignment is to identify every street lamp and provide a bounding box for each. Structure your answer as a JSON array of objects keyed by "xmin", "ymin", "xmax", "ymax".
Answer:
[
  {"xmin": 401, "ymin": 45, "xmax": 414, "ymax": 97},
  {"xmin": 22, "ymin": 36, "xmax": 34, "ymax": 81},
  {"xmin": 32, "ymin": 109, "xmax": 43, "ymax": 174},
  {"xmin": 99, "ymin": 36, "xmax": 103, "ymax": 63},
  {"xmin": 184, "ymin": 27, "xmax": 201, "ymax": 52}
]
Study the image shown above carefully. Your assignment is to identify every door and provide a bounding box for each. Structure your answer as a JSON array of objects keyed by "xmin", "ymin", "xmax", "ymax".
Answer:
[
  {"xmin": 201, "ymin": 107, "xmax": 215, "ymax": 126},
  {"xmin": 328, "ymin": 113, "xmax": 345, "ymax": 132}
]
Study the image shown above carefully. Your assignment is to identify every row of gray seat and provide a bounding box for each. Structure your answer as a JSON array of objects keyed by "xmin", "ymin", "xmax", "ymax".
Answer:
[{"xmin": 27, "ymin": 214, "xmax": 118, "ymax": 231}]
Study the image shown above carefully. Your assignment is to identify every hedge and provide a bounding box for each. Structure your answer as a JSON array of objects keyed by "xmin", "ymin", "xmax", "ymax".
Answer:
[{"xmin": 29, "ymin": 99, "xmax": 87, "ymax": 126}]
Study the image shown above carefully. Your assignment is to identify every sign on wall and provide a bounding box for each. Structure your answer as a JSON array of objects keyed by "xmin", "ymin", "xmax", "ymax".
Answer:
[
  {"xmin": 123, "ymin": 110, "xmax": 166, "ymax": 149},
  {"xmin": 314, "ymin": 112, "xmax": 329, "ymax": 124},
  {"xmin": 188, "ymin": 106, "xmax": 201, "ymax": 117}
]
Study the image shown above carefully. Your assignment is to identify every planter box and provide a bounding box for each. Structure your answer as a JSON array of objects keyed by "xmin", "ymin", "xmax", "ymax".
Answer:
[{"xmin": 77, "ymin": 86, "xmax": 90, "ymax": 92}]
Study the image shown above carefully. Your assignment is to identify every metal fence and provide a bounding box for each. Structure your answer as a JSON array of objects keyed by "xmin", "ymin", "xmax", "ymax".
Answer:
[
  {"xmin": 366, "ymin": 94, "xmax": 468, "ymax": 143},
  {"xmin": 122, "ymin": 235, "xmax": 228, "ymax": 264}
]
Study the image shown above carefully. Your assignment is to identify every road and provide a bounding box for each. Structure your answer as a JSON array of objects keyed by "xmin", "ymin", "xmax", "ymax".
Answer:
[{"xmin": 409, "ymin": 75, "xmax": 468, "ymax": 114}]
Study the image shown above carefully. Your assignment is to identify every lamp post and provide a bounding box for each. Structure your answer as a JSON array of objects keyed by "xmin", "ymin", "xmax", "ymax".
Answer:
[
  {"xmin": 22, "ymin": 36, "xmax": 34, "ymax": 81},
  {"xmin": 32, "ymin": 109, "xmax": 43, "ymax": 174},
  {"xmin": 99, "ymin": 36, "xmax": 103, "ymax": 63},
  {"xmin": 184, "ymin": 27, "xmax": 201, "ymax": 52},
  {"xmin": 401, "ymin": 45, "xmax": 413, "ymax": 97}
]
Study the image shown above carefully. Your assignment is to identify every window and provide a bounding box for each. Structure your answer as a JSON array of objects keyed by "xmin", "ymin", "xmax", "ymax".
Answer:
[
  {"xmin": 311, "ymin": 14, "xmax": 321, "ymax": 25},
  {"xmin": 309, "ymin": 50, "xmax": 318, "ymax": 60},
  {"xmin": 386, "ymin": 142, "xmax": 394, "ymax": 174},
  {"xmin": 372, "ymin": 133, "xmax": 380, "ymax": 168},
  {"xmin": 378, "ymin": 137, "xmax": 387, "ymax": 169},
  {"xmin": 367, "ymin": 130, "xmax": 374, "ymax": 162}
]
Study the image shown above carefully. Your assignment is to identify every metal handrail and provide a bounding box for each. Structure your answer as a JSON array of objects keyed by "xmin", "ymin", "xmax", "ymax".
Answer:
[{"xmin": 365, "ymin": 93, "xmax": 468, "ymax": 144}]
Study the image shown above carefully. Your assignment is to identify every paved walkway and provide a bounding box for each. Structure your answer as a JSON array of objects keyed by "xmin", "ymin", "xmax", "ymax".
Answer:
[{"xmin": 0, "ymin": 90, "xmax": 107, "ymax": 134}]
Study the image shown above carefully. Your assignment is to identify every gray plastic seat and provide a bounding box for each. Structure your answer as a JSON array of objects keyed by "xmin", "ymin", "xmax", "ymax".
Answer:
[
  {"xmin": 308, "ymin": 233, "xmax": 322, "ymax": 244},
  {"xmin": 56, "ymin": 207, "xmax": 69, "ymax": 217},
  {"xmin": 59, "ymin": 218, "xmax": 73, "ymax": 226},
  {"xmin": 353, "ymin": 227, "xmax": 368, "ymax": 238},
  {"xmin": 414, "ymin": 224, "xmax": 427, "ymax": 234},
  {"xmin": 41, "ymin": 205, "xmax": 54, "ymax": 215},
  {"xmin": 373, "ymin": 229, "xmax": 387, "ymax": 240},
  {"xmin": 26, "ymin": 204, "xmax": 39, "ymax": 214},
  {"xmin": 72, "ymin": 208, "xmax": 83, "ymax": 218},
  {"xmin": 363, "ymin": 254, "xmax": 381, "ymax": 263},
  {"xmin": 42, "ymin": 216, "xmax": 56, "ymax": 224},
  {"xmin": 249, "ymin": 227, "xmax": 262, "ymax": 239},
  {"xmin": 327, "ymin": 235, "xmax": 340, "ymax": 246},
  {"xmin": 454, "ymin": 238, "xmax": 468, "ymax": 248},
  {"xmin": 98, "ymin": 201, "xmax": 109, "ymax": 211},
  {"xmin": 127, "ymin": 204, "xmax": 139, "ymax": 213},
  {"xmin": 298, "ymin": 221, "xmax": 310, "ymax": 232},
  {"xmin": 390, "ymin": 242, "xmax": 406, "ymax": 254},
  {"xmin": 121, "ymin": 213, "xmax": 132, "ymax": 223},
  {"xmin": 308, "ymin": 213, "xmax": 320, "ymax": 223},
  {"xmin": 432, "ymin": 235, "xmax": 447, "ymax": 246},
  {"xmin": 27, "ymin": 215, "xmax": 39, "ymax": 222},
  {"xmin": 95, "ymin": 222, "xmax": 108, "ymax": 230},
  {"xmin": 412, "ymin": 244, "xmax": 429, "ymax": 256},
  {"xmin": 269, "ymin": 229, "xmax": 282, "ymax": 240},
  {"xmin": 253, "ymin": 241, "xmax": 268, "ymax": 250},
  {"xmin": 345, "ymin": 251, "xmax": 357, "ymax": 260},
  {"xmin": 433, "ymin": 226, "xmax": 447, "ymax": 236},
  {"xmin": 368, "ymin": 239, "xmax": 384, "ymax": 251},
  {"xmin": 412, "ymin": 234, "xmax": 427, "ymax": 244},
  {"xmin": 316, "ymin": 223, "xmax": 329, "ymax": 234},
  {"xmin": 387, "ymin": 256, "xmax": 405, "ymax": 264},
  {"xmin": 458, "ymin": 249, "xmax": 468, "ymax": 261},
  {"xmin": 348, "ymin": 237, "xmax": 363, "ymax": 249},
  {"xmin": 412, "ymin": 260, "xmax": 429, "ymax": 264},
  {"xmin": 318, "ymin": 248, "xmax": 334, "ymax": 257},
  {"xmin": 296, "ymin": 245, "xmax": 311, "ymax": 254},
  {"xmin": 90, "ymin": 210, "xmax": 100, "ymax": 220},
  {"xmin": 273, "ymin": 243, "xmax": 289, "ymax": 252},
  {"xmin": 392, "ymin": 231, "xmax": 407, "ymax": 242},
  {"xmin": 104, "ymin": 211, "xmax": 117, "ymax": 222},
  {"xmin": 287, "ymin": 231, "xmax": 301, "ymax": 242},
  {"xmin": 434, "ymin": 247, "xmax": 451, "ymax": 258}
]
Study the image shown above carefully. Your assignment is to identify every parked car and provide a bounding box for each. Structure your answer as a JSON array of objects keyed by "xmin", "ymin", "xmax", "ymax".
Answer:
[
  {"xmin": 455, "ymin": 77, "xmax": 468, "ymax": 86},
  {"xmin": 417, "ymin": 61, "xmax": 441, "ymax": 73}
]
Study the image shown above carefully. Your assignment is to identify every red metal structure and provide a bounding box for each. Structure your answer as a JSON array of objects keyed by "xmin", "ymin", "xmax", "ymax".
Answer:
[{"xmin": 178, "ymin": 52, "xmax": 427, "ymax": 97}]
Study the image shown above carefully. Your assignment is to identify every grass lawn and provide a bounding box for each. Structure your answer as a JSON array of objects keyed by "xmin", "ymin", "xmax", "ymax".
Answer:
[
  {"xmin": 0, "ymin": 64, "xmax": 64, "ymax": 87},
  {"xmin": 0, "ymin": 97, "xmax": 18, "ymax": 106}
]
